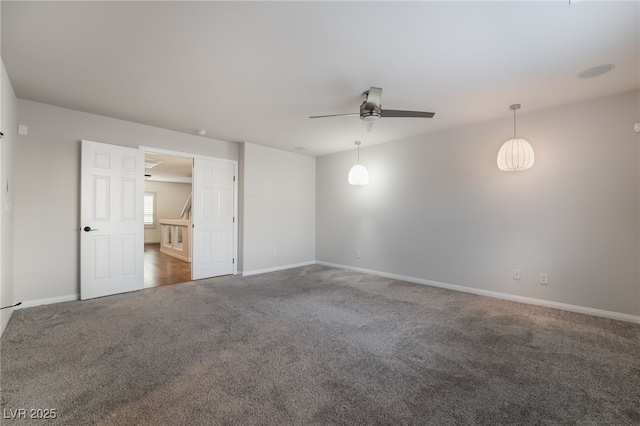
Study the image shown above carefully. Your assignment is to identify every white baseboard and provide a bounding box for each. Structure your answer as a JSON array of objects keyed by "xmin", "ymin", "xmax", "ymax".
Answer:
[
  {"xmin": 16, "ymin": 294, "xmax": 79, "ymax": 310},
  {"xmin": 316, "ymin": 261, "xmax": 640, "ymax": 324},
  {"xmin": 242, "ymin": 261, "xmax": 316, "ymax": 277},
  {"xmin": 0, "ymin": 309, "xmax": 14, "ymax": 338},
  {"xmin": 7, "ymin": 263, "xmax": 639, "ymax": 325}
]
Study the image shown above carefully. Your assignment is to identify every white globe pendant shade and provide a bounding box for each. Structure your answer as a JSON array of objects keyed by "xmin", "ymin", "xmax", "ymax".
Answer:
[
  {"xmin": 497, "ymin": 138, "xmax": 535, "ymax": 171},
  {"xmin": 498, "ymin": 104, "xmax": 534, "ymax": 171},
  {"xmin": 348, "ymin": 141, "xmax": 369, "ymax": 185},
  {"xmin": 348, "ymin": 164, "xmax": 369, "ymax": 185}
]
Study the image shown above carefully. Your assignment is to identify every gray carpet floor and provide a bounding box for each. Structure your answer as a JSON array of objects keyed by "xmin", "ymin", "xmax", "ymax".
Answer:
[{"xmin": 1, "ymin": 265, "xmax": 639, "ymax": 425}]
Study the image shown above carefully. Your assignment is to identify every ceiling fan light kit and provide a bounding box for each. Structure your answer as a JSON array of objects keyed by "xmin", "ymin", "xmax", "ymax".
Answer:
[
  {"xmin": 497, "ymin": 104, "xmax": 535, "ymax": 172},
  {"xmin": 311, "ymin": 87, "xmax": 435, "ymax": 133},
  {"xmin": 348, "ymin": 141, "xmax": 369, "ymax": 186}
]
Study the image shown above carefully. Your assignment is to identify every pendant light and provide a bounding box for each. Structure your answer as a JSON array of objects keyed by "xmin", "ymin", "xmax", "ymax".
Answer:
[
  {"xmin": 497, "ymin": 104, "xmax": 535, "ymax": 171},
  {"xmin": 348, "ymin": 141, "xmax": 369, "ymax": 185}
]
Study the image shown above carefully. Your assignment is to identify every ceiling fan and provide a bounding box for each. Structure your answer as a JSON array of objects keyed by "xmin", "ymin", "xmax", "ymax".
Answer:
[{"xmin": 310, "ymin": 87, "xmax": 435, "ymax": 132}]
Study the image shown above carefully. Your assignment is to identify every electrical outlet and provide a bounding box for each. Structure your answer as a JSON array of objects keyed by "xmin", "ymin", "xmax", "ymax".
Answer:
[
  {"xmin": 356, "ymin": 251, "xmax": 361, "ymax": 259},
  {"xmin": 513, "ymin": 270, "xmax": 520, "ymax": 280},
  {"xmin": 539, "ymin": 273, "xmax": 548, "ymax": 285}
]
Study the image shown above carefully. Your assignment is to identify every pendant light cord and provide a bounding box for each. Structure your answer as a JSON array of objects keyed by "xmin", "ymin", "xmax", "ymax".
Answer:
[{"xmin": 513, "ymin": 108, "xmax": 517, "ymax": 140}]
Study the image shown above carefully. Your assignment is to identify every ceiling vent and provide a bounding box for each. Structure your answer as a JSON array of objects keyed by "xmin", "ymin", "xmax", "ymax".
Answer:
[{"xmin": 578, "ymin": 64, "xmax": 615, "ymax": 79}]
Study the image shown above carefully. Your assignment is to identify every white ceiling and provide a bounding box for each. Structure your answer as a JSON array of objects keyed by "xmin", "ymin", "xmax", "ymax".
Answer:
[
  {"xmin": 145, "ymin": 152, "xmax": 192, "ymax": 184},
  {"xmin": 2, "ymin": 1, "xmax": 638, "ymax": 156}
]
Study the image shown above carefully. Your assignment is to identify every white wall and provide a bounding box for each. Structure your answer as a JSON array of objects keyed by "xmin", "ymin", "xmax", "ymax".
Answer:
[
  {"xmin": 240, "ymin": 143, "xmax": 315, "ymax": 274},
  {"xmin": 1, "ymin": 60, "xmax": 17, "ymax": 335},
  {"xmin": 10, "ymin": 92, "xmax": 639, "ymax": 321},
  {"xmin": 317, "ymin": 91, "xmax": 640, "ymax": 318},
  {"xmin": 143, "ymin": 181, "xmax": 192, "ymax": 244},
  {"xmin": 14, "ymin": 100, "xmax": 238, "ymax": 303}
]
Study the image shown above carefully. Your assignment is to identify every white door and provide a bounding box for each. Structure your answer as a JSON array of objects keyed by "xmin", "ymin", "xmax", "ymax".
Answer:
[
  {"xmin": 192, "ymin": 158, "xmax": 235, "ymax": 280},
  {"xmin": 80, "ymin": 140, "xmax": 144, "ymax": 300}
]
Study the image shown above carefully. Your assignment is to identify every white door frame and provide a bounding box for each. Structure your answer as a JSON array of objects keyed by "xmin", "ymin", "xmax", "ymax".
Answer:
[{"xmin": 139, "ymin": 146, "xmax": 238, "ymax": 276}]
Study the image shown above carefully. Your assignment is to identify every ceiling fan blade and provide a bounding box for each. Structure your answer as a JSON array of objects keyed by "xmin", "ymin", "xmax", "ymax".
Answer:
[
  {"xmin": 309, "ymin": 112, "xmax": 360, "ymax": 119},
  {"xmin": 382, "ymin": 109, "xmax": 435, "ymax": 118},
  {"xmin": 364, "ymin": 87, "xmax": 383, "ymax": 110}
]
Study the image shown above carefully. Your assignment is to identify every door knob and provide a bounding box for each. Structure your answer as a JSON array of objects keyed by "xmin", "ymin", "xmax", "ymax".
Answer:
[{"xmin": 83, "ymin": 226, "xmax": 99, "ymax": 232}]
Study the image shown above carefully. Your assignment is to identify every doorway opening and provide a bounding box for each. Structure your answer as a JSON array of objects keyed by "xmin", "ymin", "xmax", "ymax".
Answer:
[
  {"xmin": 80, "ymin": 141, "xmax": 237, "ymax": 300},
  {"xmin": 143, "ymin": 152, "xmax": 193, "ymax": 287}
]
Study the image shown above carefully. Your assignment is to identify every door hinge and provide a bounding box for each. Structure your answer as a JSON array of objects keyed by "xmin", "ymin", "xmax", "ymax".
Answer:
[
  {"xmin": 233, "ymin": 176, "xmax": 236, "ymax": 182},
  {"xmin": 233, "ymin": 258, "xmax": 235, "ymax": 264},
  {"xmin": 233, "ymin": 217, "xmax": 235, "ymax": 223}
]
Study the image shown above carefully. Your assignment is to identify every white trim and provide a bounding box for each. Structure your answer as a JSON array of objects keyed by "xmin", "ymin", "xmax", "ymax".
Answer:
[
  {"xmin": 138, "ymin": 146, "xmax": 238, "ymax": 165},
  {"xmin": 1, "ymin": 309, "xmax": 14, "ymax": 338},
  {"xmin": 11, "ymin": 263, "xmax": 638, "ymax": 324},
  {"xmin": 232, "ymin": 161, "xmax": 238, "ymax": 276},
  {"xmin": 316, "ymin": 261, "xmax": 640, "ymax": 324},
  {"xmin": 16, "ymin": 294, "xmax": 79, "ymax": 309},
  {"xmin": 242, "ymin": 261, "xmax": 316, "ymax": 277}
]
